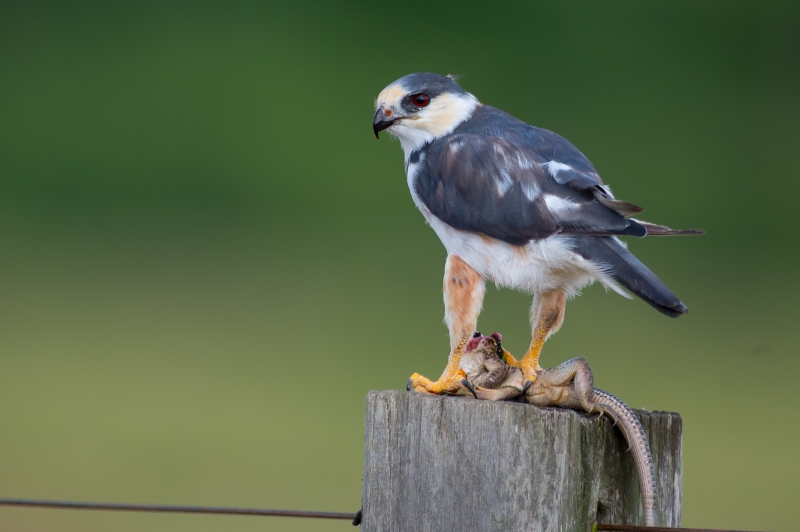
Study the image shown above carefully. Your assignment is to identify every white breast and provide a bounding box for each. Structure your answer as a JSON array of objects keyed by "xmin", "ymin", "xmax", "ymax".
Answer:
[{"xmin": 406, "ymin": 157, "xmax": 626, "ymax": 297}]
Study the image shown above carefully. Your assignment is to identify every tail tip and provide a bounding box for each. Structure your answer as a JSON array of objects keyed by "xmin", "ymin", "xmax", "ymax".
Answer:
[{"xmin": 664, "ymin": 301, "xmax": 689, "ymax": 317}]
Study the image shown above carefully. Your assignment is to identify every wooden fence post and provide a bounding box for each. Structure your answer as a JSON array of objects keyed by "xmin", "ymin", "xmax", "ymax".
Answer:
[{"xmin": 361, "ymin": 390, "xmax": 681, "ymax": 532}]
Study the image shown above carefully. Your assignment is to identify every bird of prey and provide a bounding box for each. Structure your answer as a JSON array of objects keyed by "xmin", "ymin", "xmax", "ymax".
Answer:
[{"xmin": 372, "ymin": 73, "xmax": 701, "ymax": 395}]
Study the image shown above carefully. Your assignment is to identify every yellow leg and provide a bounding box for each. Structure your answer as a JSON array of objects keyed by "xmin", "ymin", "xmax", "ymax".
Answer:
[
  {"xmin": 519, "ymin": 289, "xmax": 567, "ymax": 381},
  {"xmin": 502, "ymin": 349, "xmax": 520, "ymax": 367},
  {"xmin": 409, "ymin": 333, "xmax": 470, "ymax": 394},
  {"xmin": 409, "ymin": 255, "xmax": 485, "ymax": 395}
]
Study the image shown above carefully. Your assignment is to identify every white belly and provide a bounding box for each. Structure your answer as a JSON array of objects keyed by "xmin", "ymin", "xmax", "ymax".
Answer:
[{"xmin": 428, "ymin": 213, "xmax": 611, "ymax": 295}]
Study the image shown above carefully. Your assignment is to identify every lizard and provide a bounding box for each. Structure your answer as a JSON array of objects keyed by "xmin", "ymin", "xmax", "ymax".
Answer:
[{"xmin": 457, "ymin": 332, "xmax": 657, "ymax": 527}]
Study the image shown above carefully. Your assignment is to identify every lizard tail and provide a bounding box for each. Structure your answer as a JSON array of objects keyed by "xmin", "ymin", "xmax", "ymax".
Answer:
[{"xmin": 593, "ymin": 388, "xmax": 656, "ymax": 527}]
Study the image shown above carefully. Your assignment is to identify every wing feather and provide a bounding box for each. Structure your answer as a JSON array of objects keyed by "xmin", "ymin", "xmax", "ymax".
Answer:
[
  {"xmin": 415, "ymin": 127, "xmax": 643, "ymax": 244},
  {"xmin": 411, "ymin": 104, "xmax": 701, "ymax": 245}
]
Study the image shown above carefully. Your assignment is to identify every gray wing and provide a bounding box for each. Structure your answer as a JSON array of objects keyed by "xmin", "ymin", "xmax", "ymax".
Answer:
[{"xmin": 415, "ymin": 132, "xmax": 646, "ymax": 246}]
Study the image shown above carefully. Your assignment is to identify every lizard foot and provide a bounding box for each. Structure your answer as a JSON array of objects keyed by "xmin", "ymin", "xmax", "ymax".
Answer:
[
  {"xmin": 583, "ymin": 402, "xmax": 619, "ymax": 425},
  {"xmin": 460, "ymin": 378, "xmax": 522, "ymax": 401}
]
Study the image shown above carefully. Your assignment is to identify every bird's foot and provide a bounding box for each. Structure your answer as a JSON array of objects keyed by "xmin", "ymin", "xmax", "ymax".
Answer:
[
  {"xmin": 520, "ymin": 351, "xmax": 543, "ymax": 385},
  {"xmin": 500, "ymin": 349, "xmax": 520, "ymax": 367},
  {"xmin": 407, "ymin": 369, "xmax": 468, "ymax": 395},
  {"xmin": 501, "ymin": 349, "xmax": 539, "ymax": 385},
  {"xmin": 522, "ymin": 369, "xmax": 539, "ymax": 385}
]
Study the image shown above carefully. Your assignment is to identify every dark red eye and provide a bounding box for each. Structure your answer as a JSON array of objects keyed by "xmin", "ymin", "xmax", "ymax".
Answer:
[{"xmin": 412, "ymin": 93, "xmax": 430, "ymax": 107}]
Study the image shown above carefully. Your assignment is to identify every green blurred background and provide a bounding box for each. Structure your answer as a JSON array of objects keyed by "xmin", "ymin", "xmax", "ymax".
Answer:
[{"xmin": 1, "ymin": 1, "xmax": 798, "ymax": 530}]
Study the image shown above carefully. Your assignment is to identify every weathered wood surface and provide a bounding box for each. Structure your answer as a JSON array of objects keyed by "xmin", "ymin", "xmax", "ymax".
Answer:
[{"xmin": 361, "ymin": 390, "xmax": 681, "ymax": 532}]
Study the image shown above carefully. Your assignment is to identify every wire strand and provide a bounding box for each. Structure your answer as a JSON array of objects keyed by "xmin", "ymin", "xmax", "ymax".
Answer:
[
  {"xmin": 0, "ymin": 498, "xmax": 768, "ymax": 531},
  {"xmin": 0, "ymin": 498, "xmax": 357, "ymax": 521}
]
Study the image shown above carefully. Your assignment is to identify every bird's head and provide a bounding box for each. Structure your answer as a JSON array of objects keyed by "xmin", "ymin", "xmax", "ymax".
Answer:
[{"xmin": 373, "ymin": 72, "xmax": 479, "ymax": 152}]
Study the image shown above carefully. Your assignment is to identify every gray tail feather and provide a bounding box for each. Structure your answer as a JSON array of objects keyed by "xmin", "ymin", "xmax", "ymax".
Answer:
[
  {"xmin": 570, "ymin": 236, "xmax": 689, "ymax": 317},
  {"xmin": 636, "ymin": 220, "xmax": 704, "ymax": 236}
]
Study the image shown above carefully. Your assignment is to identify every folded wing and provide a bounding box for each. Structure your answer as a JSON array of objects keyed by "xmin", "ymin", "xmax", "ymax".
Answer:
[{"xmin": 415, "ymin": 130, "xmax": 649, "ymax": 246}]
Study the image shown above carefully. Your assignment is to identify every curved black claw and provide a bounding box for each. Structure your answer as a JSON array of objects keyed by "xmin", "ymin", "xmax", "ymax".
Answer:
[
  {"xmin": 460, "ymin": 378, "xmax": 478, "ymax": 399},
  {"xmin": 521, "ymin": 380, "xmax": 533, "ymax": 395},
  {"xmin": 352, "ymin": 509, "xmax": 362, "ymax": 526},
  {"xmin": 473, "ymin": 330, "xmax": 482, "ymax": 337},
  {"xmin": 406, "ymin": 378, "xmax": 412, "ymax": 392}
]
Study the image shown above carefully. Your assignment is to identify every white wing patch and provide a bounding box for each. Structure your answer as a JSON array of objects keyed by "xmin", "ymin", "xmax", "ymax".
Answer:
[
  {"xmin": 543, "ymin": 194, "xmax": 580, "ymax": 214},
  {"xmin": 514, "ymin": 154, "xmax": 535, "ymax": 170},
  {"xmin": 510, "ymin": 152, "xmax": 539, "ymax": 200},
  {"xmin": 495, "ymin": 168, "xmax": 514, "ymax": 196},
  {"xmin": 542, "ymin": 161, "xmax": 572, "ymax": 178},
  {"xmin": 521, "ymin": 180, "xmax": 540, "ymax": 201}
]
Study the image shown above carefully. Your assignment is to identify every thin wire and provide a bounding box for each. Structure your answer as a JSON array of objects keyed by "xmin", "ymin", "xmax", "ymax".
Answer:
[
  {"xmin": 596, "ymin": 524, "xmax": 769, "ymax": 532},
  {"xmin": 0, "ymin": 498, "xmax": 357, "ymax": 521},
  {"xmin": 0, "ymin": 499, "xmax": 769, "ymax": 531}
]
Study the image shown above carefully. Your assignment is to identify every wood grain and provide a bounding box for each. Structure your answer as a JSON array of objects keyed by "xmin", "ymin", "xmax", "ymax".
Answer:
[{"xmin": 361, "ymin": 390, "xmax": 681, "ymax": 532}]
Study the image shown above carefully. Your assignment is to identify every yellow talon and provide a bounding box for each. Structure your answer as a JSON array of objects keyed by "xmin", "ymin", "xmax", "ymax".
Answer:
[
  {"xmin": 502, "ymin": 349, "xmax": 537, "ymax": 383},
  {"xmin": 501, "ymin": 349, "xmax": 520, "ymax": 367},
  {"xmin": 408, "ymin": 369, "xmax": 467, "ymax": 395}
]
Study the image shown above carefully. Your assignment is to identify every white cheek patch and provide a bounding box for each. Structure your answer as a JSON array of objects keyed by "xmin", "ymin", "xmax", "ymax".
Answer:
[
  {"xmin": 544, "ymin": 194, "xmax": 580, "ymax": 214},
  {"xmin": 388, "ymin": 92, "xmax": 479, "ymax": 157},
  {"xmin": 410, "ymin": 93, "xmax": 479, "ymax": 136}
]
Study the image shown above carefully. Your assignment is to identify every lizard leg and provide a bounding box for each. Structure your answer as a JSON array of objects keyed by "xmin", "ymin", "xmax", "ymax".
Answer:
[
  {"xmin": 461, "ymin": 363, "xmax": 526, "ymax": 402},
  {"xmin": 463, "ymin": 382, "xmax": 522, "ymax": 401},
  {"xmin": 538, "ymin": 357, "xmax": 618, "ymax": 422},
  {"xmin": 409, "ymin": 255, "xmax": 485, "ymax": 395},
  {"xmin": 563, "ymin": 357, "xmax": 608, "ymax": 417},
  {"xmin": 519, "ymin": 289, "xmax": 567, "ymax": 382}
]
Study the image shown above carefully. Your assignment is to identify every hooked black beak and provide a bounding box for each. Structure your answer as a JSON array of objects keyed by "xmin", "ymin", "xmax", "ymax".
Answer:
[{"xmin": 373, "ymin": 107, "xmax": 399, "ymax": 139}]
